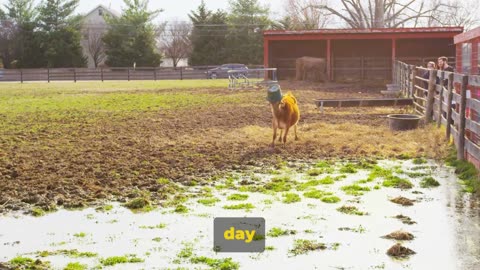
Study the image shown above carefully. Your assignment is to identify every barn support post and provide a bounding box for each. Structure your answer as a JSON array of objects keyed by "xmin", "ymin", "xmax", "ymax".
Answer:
[
  {"xmin": 437, "ymin": 71, "xmax": 445, "ymax": 127},
  {"xmin": 446, "ymin": 72, "xmax": 454, "ymax": 140},
  {"xmin": 392, "ymin": 38, "xmax": 396, "ymax": 81},
  {"xmin": 425, "ymin": 69, "xmax": 438, "ymax": 122},
  {"xmin": 327, "ymin": 39, "xmax": 331, "ymax": 81},
  {"xmin": 457, "ymin": 75, "xmax": 469, "ymax": 160}
]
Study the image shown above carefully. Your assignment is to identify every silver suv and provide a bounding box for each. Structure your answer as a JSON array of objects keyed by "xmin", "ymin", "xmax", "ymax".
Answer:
[{"xmin": 206, "ymin": 64, "xmax": 248, "ymax": 79}]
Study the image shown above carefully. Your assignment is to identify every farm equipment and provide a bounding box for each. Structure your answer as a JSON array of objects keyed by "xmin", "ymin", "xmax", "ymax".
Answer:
[{"xmin": 228, "ymin": 68, "xmax": 278, "ymax": 90}]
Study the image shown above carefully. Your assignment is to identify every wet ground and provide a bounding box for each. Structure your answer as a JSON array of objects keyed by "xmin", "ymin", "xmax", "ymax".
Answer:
[{"xmin": 1, "ymin": 159, "xmax": 479, "ymax": 269}]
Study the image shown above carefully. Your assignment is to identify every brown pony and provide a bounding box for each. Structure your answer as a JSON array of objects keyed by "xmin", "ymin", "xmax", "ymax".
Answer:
[{"xmin": 269, "ymin": 91, "xmax": 300, "ymax": 147}]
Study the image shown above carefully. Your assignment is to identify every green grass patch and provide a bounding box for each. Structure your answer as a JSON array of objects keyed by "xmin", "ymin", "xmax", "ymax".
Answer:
[
  {"xmin": 337, "ymin": 206, "xmax": 366, "ymax": 216},
  {"xmin": 303, "ymin": 189, "xmax": 332, "ymax": 199},
  {"xmin": 174, "ymin": 204, "xmax": 189, "ymax": 214},
  {"xmin": 413, "ymin": 157, "xmax": 427, "ymax": 164},
  {"xmin": 177, "ymin": 243, "xmax": 194, "ymax": 258},
  {"xmin": 420, "ymin": 177, "xmax": 440, "ymax": 188},
  {"xmin": 382, "ymin": 176, "xmax": 413, "ymax": 189},
  {"xmin": 339, "ymin": 163, "xmax": 358, "ymax": 174},
  {"xmin": 318, "ymin": 176, "xmax": 335, "ymax": 185},
  {"xmin": 197, "ymin": 198, "xmax": 221, "ymax": 206},
  {"xmin": 190, "ymin": 256, "xmax": 240, "ymax": 270},
  {"xmin": 95, "ymin": 204, "xmax": 113, "ymax": 212},
  {"xmin": 73, "ymin": 232, "xmax": 86, "ymax": 238},
  {"xmin": 307, "ymin": 167, "xmax": 334, "ymax": 176},
  {"xmin": 267, "ymin": 227, "xmax": 297, "ymax": 237},
  {"xmin": 100, "ymin": 255, "xmax": 144, "ymax": 266},
  {"xmin": 289, "ymin": 239, "xmax": 327, "ymax": 256},
  {"xmin": 264, "ymin": 175, "xmax": 296, "ymax": 192},
  {"xmin": 64, "ymin": 262, "xmax": 87, "ymax": 270},
  {"xmin": 38, "ymin": 249, "xmax": 97, "ymax": 258},
  {"xmin": 139, "ymin": 223, "xmax": 167, "ymax": 229},
  {"xmin": 265, "ymin": 246, "xmax": 275, "ymax": 251},
  {"xmin": 123, "ymin": 197, "xmax": 154, "ymax": 213},
  {"xmin": 31, "ymin": 207, "xmax": 46, "ymax": 217},
  {"xmin": 223, "ymin": 203, "xmax": 255, "ymax": 210},
  {"xmin": 321, "ymin": 196, "xmax": 341, "ymax": 204},
  {"xmin": 341, "ymin": 184, "xmax": 371, "ymax": 196},
  {"xmin": 282, "ymin": 193, "xmax": 301, "ymax": 204},
  {"xmin": 446, "ymin": 148, "xmax": 480, "ymax": 194},
  {"xmin": 227, "ymin": 193, "xmax": 249, "ymax": 201},
  {"xmin": 9, "ymin": 257, "xmax": 51, "ymax": 269}
]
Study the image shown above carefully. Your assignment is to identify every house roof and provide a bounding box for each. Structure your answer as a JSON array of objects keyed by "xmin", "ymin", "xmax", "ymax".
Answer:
[
  {"xmin": 264, "ymin": 27, "xmax": 464, "ymax": 40},
  {"xmin": 83, "ymin": 4, "xmax": 120, "ymax": 19}
]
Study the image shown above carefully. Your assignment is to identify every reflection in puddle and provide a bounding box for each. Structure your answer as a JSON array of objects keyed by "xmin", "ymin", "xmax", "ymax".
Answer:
[{"xmin": 0, "ymin": 160, "xmax": 479, "ymax": 269}]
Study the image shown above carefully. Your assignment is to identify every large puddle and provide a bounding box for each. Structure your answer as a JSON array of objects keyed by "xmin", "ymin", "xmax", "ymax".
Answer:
[{"xmin": 1, "ymin": 160, "xmax": 479, "ymax": 269}]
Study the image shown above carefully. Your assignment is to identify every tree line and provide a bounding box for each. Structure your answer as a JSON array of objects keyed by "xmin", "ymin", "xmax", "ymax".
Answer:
[{"xmin": 1, "ymin": 0, "xmax": 478, "ymax": 69}]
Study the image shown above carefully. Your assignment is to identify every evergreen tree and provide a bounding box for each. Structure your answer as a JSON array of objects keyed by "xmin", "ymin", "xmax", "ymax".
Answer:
[
  {"xmin": 103, "ymin": 0, "xmax": 162, "ymax": 67},
  {"xmin": 37, "ymin": 0, "xmax": 86, "ymax": 68},
  {"xmin": 3, "ymin": 0, "xmax": 41, "ymax": 68},
  {"xmin": 226, "ymin": 0, "xmax": 271, "ymax": 65},
  {"xmin": 188, "ymin": 1, "xmax": 228, "ymax": 65}
]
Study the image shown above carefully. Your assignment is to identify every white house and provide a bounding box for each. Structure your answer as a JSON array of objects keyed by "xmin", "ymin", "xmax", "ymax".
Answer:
[{"xmin": 81, "ymin": 5, "xmax": 120, "ymax": 68}]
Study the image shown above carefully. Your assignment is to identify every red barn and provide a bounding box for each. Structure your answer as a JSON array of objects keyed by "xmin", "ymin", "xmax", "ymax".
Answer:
[{"xmin": 263, "ymin": 27, "xmax": 463, "ymax": 81}]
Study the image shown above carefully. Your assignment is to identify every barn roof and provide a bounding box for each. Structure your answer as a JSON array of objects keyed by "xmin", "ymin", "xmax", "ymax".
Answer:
[
  {"xmin": 454, "ymin": 26, "xmax": 480, "ymax": 44},
  {"xmin": 264, "ymin": 27, "xmax": 464, "ymax": 40}
]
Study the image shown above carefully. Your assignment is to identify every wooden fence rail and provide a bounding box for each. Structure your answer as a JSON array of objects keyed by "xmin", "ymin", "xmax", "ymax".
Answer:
[{"xmin": 394, "ymin": 60, "xmax": 480, "ymax": 165}]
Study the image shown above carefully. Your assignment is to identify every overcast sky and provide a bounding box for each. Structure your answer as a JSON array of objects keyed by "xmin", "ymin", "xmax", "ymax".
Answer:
[{"xmin": 0, "ymin": 0, "xmax": 284, "ymax": 21}]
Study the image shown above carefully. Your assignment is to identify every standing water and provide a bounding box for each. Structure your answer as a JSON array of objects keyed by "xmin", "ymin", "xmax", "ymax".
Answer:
[{"xmin": 0, "ymin": 160, "xmax": 479, "ymax": 269}]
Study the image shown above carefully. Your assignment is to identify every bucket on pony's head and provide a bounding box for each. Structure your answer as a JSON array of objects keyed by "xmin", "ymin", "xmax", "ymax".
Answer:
[{"xmin": 266, "ymin": 83, "xmax": 283, "ymax": 103}]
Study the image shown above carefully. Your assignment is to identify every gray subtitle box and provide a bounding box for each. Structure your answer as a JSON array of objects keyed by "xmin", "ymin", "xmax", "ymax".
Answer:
[{"xmin": 214, "ymin": 217, "xmax": 265, "ymax": 253}]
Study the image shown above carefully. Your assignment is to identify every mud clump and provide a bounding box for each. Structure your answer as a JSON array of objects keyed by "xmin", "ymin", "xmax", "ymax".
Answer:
[
  {"xmin": 390, "ymin": 196, "xmax": 415, "ymax": 206},
  {"xmin": 394, "ymin": 214, "xmax": 417, "ymax": 225},
  {"xmin": 382, "ymin": 230, "xmax": 414, "ymax": 241},
  {"xmin": 387, "ymin": 243, "xmax": 416, "ymax": 258}
]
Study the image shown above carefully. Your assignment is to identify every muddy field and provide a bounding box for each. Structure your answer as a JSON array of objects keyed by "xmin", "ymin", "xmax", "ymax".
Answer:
[{"xmin": 0, "ymin": 80, "xmax": 449, "ymax": 214}]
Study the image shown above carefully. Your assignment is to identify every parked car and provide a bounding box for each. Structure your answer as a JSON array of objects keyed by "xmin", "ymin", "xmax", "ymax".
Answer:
[{"xmin": 206, "ymin": 64, "xmax": 248, "ymax": 79}]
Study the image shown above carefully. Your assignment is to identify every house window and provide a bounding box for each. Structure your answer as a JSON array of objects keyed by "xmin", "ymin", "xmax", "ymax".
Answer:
[
  {"xmin": 98, "ymin": 8, "xmax": 103, "ymax": 16},
  {"xmin": 462, "ymin": 43, "xmax": 472, "ymax": 74}
]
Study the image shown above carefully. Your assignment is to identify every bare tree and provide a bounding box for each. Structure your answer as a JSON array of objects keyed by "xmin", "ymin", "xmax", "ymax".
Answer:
[
  {"xmin": 284, "ymin": 0, "xmax": 331, "ymax": 29},
  {"xmin": 428, "ymin": 0, "xmax": 480, "ymax": 30},
  {"xmin": 313, "ymin": 0, "xmax": 446, "ymax": 28},
  {"xmin": 160, "ymin": 21, "xmax": 192, "ymax": 68},
  {"xmin": 84, "ymin": 28, "xmax": 106, "ymax": 68}
]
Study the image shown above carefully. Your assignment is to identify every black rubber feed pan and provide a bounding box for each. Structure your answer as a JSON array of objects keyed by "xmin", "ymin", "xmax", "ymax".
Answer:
[{"xmin": 387, "ymin": 114, "xmax": 421, "ymax": 131}]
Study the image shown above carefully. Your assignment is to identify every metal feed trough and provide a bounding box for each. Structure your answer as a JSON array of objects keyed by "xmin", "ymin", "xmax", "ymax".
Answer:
[{"xmin": 228, "ymin": 68, "xmax": 278, "ymax": 90}]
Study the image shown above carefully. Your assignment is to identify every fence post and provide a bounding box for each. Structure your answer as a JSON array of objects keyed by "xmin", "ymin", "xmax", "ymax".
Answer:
[
  {"xmin": 457, "ymin": 75, "xmax": 468, "ymax": 160},
  {"xmin": 437, "ymin": 71, "xmax": 445, "ymax": 127},
  {"xmin": 101, "ymin": 68, "xmax": 104, "ymax": 82},
  {"xmin": 127, "ymin": 68, "xmax": 130, "ymax": 81},
  {"xmin": 73, "ymin": 69, "xmax": 77, "ymax": 83},
  {"xmin": 425, "ymin": 69, "xmax": 438, "ymax": 122},
  {"xmin": 180, "ymin": 67, "xmax": 183, "ymax": 80},
  {"xmin": 411, "ymin": 66, "xmax": 417, "ymax": 98},
  {"xmin": 446, "ymin": 73, "xmax": 454, "ymax": 141},
  {"xmin": 20, "ymin": 69, "xmax": 23, "ymax": 83},
  {"xmin": 154, "ymin": 68, "xmax": 157, "ymax": 81},
  {"xmin": 406, "ymin": 65, "xmax": 412, "ymax": 97},
  {"xmin": 47, "ymin": 68, "xmax": 50, "ymax": 83}
]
